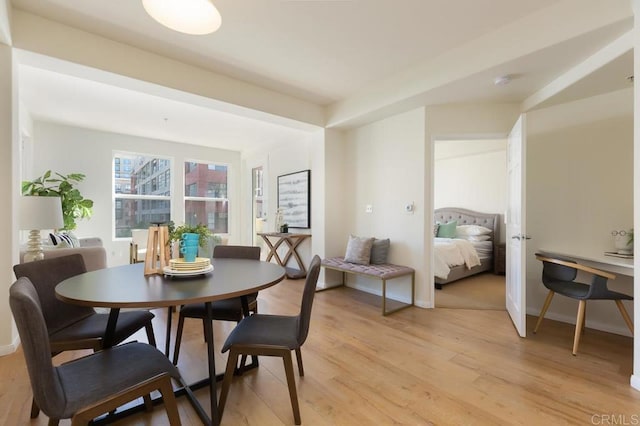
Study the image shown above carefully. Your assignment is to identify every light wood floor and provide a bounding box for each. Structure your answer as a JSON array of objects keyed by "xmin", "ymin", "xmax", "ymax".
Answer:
[
  {"xmin": 435, "ymin": 272, "xmax": 506, "ymax": 310},
  {"xmin": 1, "ymin": 279, "xmax": 637, "ymax": 425}
]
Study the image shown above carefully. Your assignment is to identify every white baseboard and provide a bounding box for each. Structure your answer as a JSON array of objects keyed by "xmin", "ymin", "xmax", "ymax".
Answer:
[
  {"xmin": 630, "ymin": 374, "xmax": 640, "ymax": 391},
  {"xmin": 346, "ymin": 282, "xmax": 413, "ymax": 304},
  {"xmin": 526, "ymin": 306, "xmax": 632, "ymax": 337},
  {"xmin": 0, "ymin": 335, "xmax": 20, "ymax": 357}
]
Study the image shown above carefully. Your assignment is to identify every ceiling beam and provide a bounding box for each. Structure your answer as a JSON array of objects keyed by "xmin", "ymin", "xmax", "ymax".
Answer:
[
  {"xmin": 11, "ymin": 10, "xmax": 325, "ymax": 130},
  {"xmin": 522, "ymin": 31, "xmax": 633, "ymax": 111},
  {"xmin": 326, "ymin": 0, "xmax": 632, "ymax": 129}
]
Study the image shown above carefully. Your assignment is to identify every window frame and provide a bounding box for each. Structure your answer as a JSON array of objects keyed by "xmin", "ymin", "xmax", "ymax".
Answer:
[
  {"xmin": 183, "ymin": 159, "xmax": 230, "ymax": 236},
  {"xmin": 112, "ymin": 151, "xmax": 173, "ymax": 240}
]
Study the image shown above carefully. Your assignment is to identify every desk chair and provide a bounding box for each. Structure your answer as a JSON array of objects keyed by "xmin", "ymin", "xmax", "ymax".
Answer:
[
  {"xmin": 534, "ymin": 253, "xmax": 634, "ymax": 355},
  {"xmin": 13, "ymin": 254, "xmax": 157, "ymax": 418},
  {"xmin": 10, "ymin": 277, "xmax": 182, "ymax": 426},
  {"xmin": 218, "ymin": 255, "xmax": 321, "ymax": 425},
  {"xmin": 171, "ymin": 245, "xmax": 261, "ymax": 365}
]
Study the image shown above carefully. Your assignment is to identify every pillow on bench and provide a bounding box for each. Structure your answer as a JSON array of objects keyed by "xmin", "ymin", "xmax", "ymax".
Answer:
[
  {"xmin": 370, "ymin": 238, "xmax": 390, "ymax": 264},
  {"xmin": 344, "ymin": 235, "xmax": 390, "ymax": 265},
  {"xmin": 344, "ymin": 235, "xmax": 374, "ymax": 264}
]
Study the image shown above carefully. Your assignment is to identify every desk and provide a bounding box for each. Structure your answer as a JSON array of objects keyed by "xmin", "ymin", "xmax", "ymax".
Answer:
[
  {"xmin": 257, "ymin": 232, "xmax": 311, "ymax": 279},
  {"xmin": 537, "ymin": 248, "xmax": 634, "ymax": 277},
  {"xmin": 56, "ymin": 259, "xmax": 286, "ymax": 426}
]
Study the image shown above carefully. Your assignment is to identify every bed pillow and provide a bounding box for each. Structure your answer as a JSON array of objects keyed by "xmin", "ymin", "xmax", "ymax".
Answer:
[
  {"xmin": 370, "ymin": 238, "xmax": 390, "ymax": 264},
  {"xmin": 344, "ymin": 235, "xmax": 374, "ymax": 264},
  {"xmin": 455, "ymin": 224, "xmax": 492, "ymax": 237},
  {"xmin": 460, "ymin": 235, "xmax": 491, "ymax": 242},
  {"xmin": 436, "ymin": 221, "xmax": 457, "ymax": 238}
]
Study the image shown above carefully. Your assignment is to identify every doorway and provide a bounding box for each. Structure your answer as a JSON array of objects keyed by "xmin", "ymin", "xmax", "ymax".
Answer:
[
  {"xmin": 432, "ymin": 138, "xmax": 507, "ymax": 310},
  {"xmin": 251, "ymin": 166, "xmax": 266, "ymax": 252}
]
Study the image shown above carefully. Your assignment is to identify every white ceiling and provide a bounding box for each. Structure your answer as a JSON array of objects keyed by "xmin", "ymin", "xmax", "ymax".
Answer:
[{"xmin": 9, "ymin": 0, "xmax": 635, "ymax": 152}]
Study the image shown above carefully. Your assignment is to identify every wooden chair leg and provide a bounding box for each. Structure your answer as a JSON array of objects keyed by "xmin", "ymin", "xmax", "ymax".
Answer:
[
  {"xmin": 615, "ymin": 300, "xmax": 634, "ymax": 334},
  {"xmin": 48, "ymin": 418, "xmax": 60, "ymax": 426},
  {"xmin": 534, "ymin": 290, "xmax": 555, "ymax": 334},
  {"xmin": 30, "ymin": 397, "xmax": 40, "ymax": 418},
  {"xmin": 295, "ymin": 348, "xmax": 304, "ymax": 376},
  {"xmin": 143, "ymin": 394, "xmax": 153, "ymax": 411},
  {"xmin": 158, "ymin": 376, "xmax": 181, "ymax": 426},
  {"xmin": 165, "ymin": 307, "xmax": 173, "ymax": 357},
  {"xmin": 145, "ymin": 322, "xmax": 157, "ymax": 348},
  {"xmin": 219, "ymin": 349, "xmax": 240, "ymax": 421},
  {"xmin": 172, "ymin": 314, "xmax": 186, "ymax": 365},
  {"xmin": 572, "ymin": 300, "xmax": 586, "ymax": 355},
  {"xmin": 282, "ymin": 350, "xmax": 301, "ymax": 425}
]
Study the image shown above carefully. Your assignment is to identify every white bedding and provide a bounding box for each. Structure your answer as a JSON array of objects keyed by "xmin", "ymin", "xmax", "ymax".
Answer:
[{"xmin": 433, "ymin": 237, "xmax": 481, "ymax": 279}]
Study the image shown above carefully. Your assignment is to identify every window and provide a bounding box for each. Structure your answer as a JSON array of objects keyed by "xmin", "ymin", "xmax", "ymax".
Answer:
[
  {"xmin": 184, "ymin": 161, "xmax": 229, "ymax": 234},
  {"xmin": 113, "ymin": 153, "xmax": 172, "ymax": 238}
]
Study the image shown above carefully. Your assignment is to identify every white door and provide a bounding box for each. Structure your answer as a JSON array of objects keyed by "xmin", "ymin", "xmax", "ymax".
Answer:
[{"xmin": 506, "ymin": 114, "xmax": 527, "ymax": 337}]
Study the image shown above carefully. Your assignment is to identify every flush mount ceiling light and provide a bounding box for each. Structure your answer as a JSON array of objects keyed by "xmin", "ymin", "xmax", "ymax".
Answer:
[
  {"xmin": 142, "ymin": 0, "xmax": 222, "ymax": 35},
  {"xmin": 493, "ymin": 75, "xmax": 512, "ymax": 86}
]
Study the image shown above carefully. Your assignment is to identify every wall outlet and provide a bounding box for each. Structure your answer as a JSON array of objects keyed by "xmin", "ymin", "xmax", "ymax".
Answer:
[
  {"xmin": 405, "ymin": 202, "xmax": 414, "ymax": 214},
  {"xmin": 365, "ymin": 204, "xmax": 373, "ymax": 213}
]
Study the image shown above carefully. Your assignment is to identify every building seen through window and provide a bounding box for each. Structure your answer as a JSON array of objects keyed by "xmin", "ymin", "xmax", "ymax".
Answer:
[
  {"xmin": 184, "ymin": 162, "xmax": 229, "ymax": 234},
  {"xmin": 113, "ymin": 153, "xmax": 172, "ymax": 238}
]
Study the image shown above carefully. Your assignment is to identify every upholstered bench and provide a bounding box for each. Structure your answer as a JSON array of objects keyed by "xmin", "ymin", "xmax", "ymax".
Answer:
[{"xmin": 320, "ymin": 257, "xmax": 415, "ymax": 315}]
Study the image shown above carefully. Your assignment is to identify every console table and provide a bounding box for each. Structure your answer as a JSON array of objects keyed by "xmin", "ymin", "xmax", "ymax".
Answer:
[{"xmin": 258, "ymin": 232, "xmax": 311, "ymax": 279}]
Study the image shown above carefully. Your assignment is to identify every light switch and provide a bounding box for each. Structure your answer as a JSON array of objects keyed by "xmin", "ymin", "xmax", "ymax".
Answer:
[{"xmin": 405, "ymin": 202, "xmax": 414, "ymax": 214}]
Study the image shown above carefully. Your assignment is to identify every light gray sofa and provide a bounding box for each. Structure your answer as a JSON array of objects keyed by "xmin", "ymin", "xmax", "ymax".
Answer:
[{"xmin": 19, "ymin": 237, "xmax": 107, "ymax": 271}]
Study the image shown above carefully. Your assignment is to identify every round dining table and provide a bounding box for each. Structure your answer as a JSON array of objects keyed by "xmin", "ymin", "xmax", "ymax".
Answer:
[{"xmin": 56, "ymin": 258, "xmax": 286, "ymax": 426}]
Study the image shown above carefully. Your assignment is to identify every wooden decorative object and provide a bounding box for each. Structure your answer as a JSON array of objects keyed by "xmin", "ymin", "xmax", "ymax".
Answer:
[{"xmin": 144, "ymin": 225, "xmax": 170, "ymax": 275}]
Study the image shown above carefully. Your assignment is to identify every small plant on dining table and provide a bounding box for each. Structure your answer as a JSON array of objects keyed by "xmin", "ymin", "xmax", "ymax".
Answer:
[{"xmin": 167, "ymin": 222, "xmax": 213, "ymax": 248}]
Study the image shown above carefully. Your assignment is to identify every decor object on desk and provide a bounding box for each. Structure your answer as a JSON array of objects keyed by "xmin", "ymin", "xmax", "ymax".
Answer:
[
  {"xmin": 274, "ymin": 207, "xmax": 285, "ymax": 233},
  {"xmin": 19, "ymin": 196, "xmax": 64, "ymax": 262},
  {"xmin": 281, "ymin": 223, "xmax": 289, "ymax": 233},
  {"xmin": 277, "ymin": 170, "xmax": 311, "ymax": 229},
  {"xmin": 22, "ymin": 170, "xmax": 94, "ymax": 231},
  {"xmin": 612, "ymin": 229, "xmax": 633, "ymax": 255}
]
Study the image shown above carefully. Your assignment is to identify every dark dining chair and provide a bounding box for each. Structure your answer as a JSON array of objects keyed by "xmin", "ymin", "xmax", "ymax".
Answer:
[
  {"xmin": 534, "ymin": 253, "xmax": 634, "ymax": 355},
  {"xmin": 171, "ymin": 245, "xmax": 261, "ymax": 365},
  {"xmin": 218, "ymin": 255, "xmax": 321, "ymax": 425},
  {"xmin": 10, "ymin": 276, "xmax": 182, "ymax": 425},
  {"xmin": 13, "ymin": 254, "xmax": 157, "ymax": 417}
]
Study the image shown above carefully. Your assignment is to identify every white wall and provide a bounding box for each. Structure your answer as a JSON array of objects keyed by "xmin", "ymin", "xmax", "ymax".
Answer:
[
  {"xmin": 434, "ymin": 138, "xmax": 507, "ymax": 241},
  {"xmin": 0, "ymin": 42, "xmax": 20, "ymax": 355},
  {"xmin": 336, "ymin": 108, "xmax": 426, "ymax": 305},
  {"xmin": 29, "ymin": 121, "xmax": 242, "ymax": 266},
  {"xmin": 243, "ymin": 134, "xmax": 316, "ymax": 269},
  {"xmin": 527, "ymin": 111, "xmax": 633, "ymax": 336}
]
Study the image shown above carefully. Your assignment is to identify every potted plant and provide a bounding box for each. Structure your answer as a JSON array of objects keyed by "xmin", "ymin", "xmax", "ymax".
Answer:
[
  {"xmin": 22, "ymin": 170, "xmax": 94, "ymax": 231},
  {"xmin": 167, "ymin": 221, "xmax": 215, "ymax": 248}
]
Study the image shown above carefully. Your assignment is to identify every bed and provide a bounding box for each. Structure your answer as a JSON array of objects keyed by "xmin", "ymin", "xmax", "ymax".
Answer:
[{"xmin": 433, "ymin": 207, "xmax": 500, "ymax": 288}]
